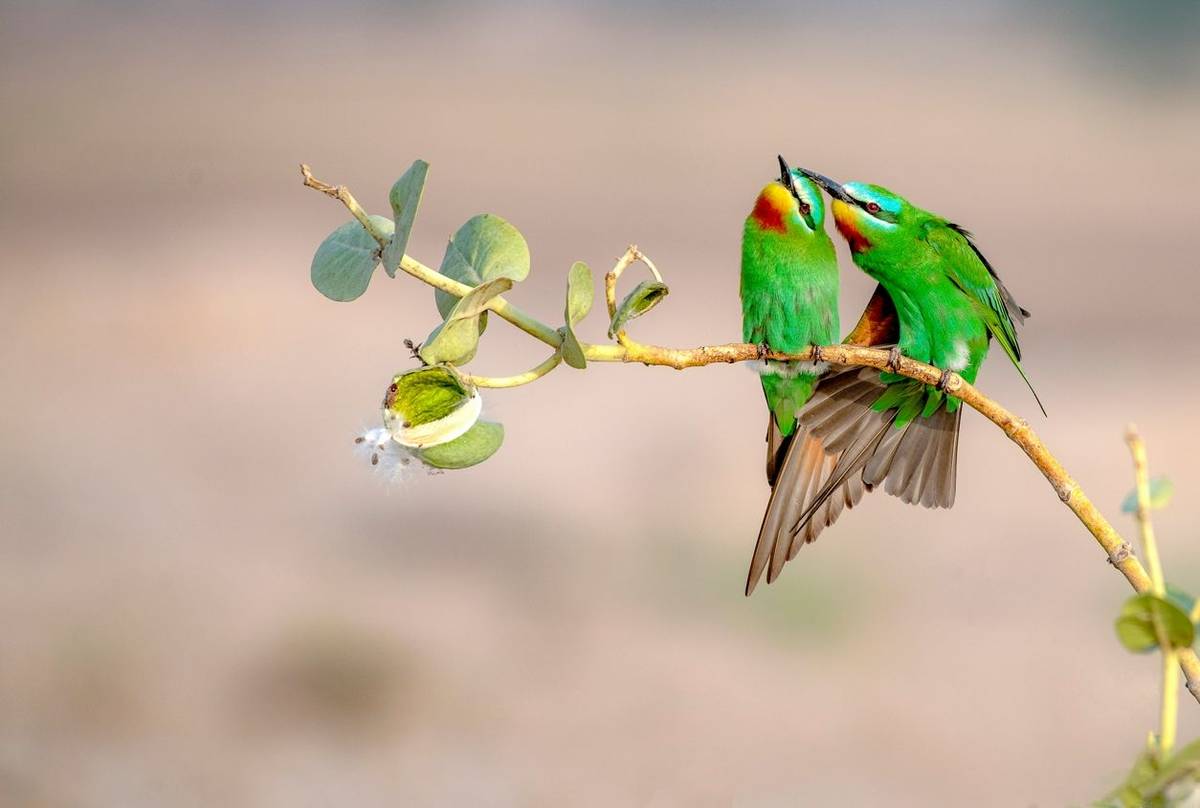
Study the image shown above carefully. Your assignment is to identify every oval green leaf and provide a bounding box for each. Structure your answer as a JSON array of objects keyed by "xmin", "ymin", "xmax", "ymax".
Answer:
[
  {"xmin": 419, "ymin": 277, "xmax": 514, "ymax": 366},
  {"xmin": 1115, "ymin": 592, "xmax": 1194, "ymax": 653},
  {"xmin": 417, "ymin": 420, "xmax": 504, "ymax": 469},
  {"xmin": 311, "ymin": 216, "xmax": 395, "ymax": 302},
  {"xmin": 434, "ymin": 214, "xmax": 530, "ymax": 318},
  {"xmin": 565, "ymin": 261, "xmax": 593, "ymax": 325},
  {"xmin": 608, "ymin": 280, "xmax": 668, "ymax": 338},
  {"xmin": 561, "ymin": 261, "xmax": 593, "ymax": 369},
  {"xmin": 381, "ymin": 159, "xmax": 429, "ymax": 277},
  {"xmin": 1121, "ymin": 476, "xmax": 1174, "ymax": 514}
]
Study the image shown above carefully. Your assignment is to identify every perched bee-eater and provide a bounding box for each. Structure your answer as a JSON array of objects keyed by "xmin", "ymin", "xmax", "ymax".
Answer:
[
  {"xmin": 741, "ymin": 156, "xmax": 839, "ymax": 437},
  {"xmin": 741, "ymin": 157, "xmax": 843, "ymax": 594},
  {"xmin": 778, "ymin": 166, "xmax": 1042, "ymax": 551}
]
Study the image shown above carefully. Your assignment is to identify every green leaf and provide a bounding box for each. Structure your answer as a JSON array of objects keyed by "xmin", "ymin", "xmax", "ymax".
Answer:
[
  {"xmin": 417, "ymin": 420, "xmax": 504, "ymax": 469},
  {"xmin": 310, "ymin": 216, "xmax": 394, "ymax": 302},
  {"xmin": 561, "ymin": 261, "xmax": 593, "ymax": 369},
  {"xmin": 608, "ymin": 280, "xmax": 668, "ymax": 338},
  {"xmin": 419, "ymin": 278, "xmax": 514, "ymax": 366},
  {"xmin": 1115, "ymin": 593, "xmax": 1195, "ymax": 653},
  {"xmin": 1100, "ymin": 743, "xmax": 1162, "ymax": 807},
  {"xmin": 1122, "ymin": 476, "xmax": 1175, "ymax": 514},
  {"xmin": 381, "ymin": 159, "xmax": 429, "ymax": 277},
  {"xmin": 1138, "ymin": 737, "xmax": 1200, "ymax": 799},
  {"xmin": 434, "ymin": 214, "xmax": 530, "ymax": 318}
]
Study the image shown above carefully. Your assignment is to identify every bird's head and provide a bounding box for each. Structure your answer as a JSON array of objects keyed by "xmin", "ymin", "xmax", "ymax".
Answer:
[
  {"xmin": 747, "ymin": 155, "xmax": 827, "ymax": 236},
  {"xmin": 791, "ymin": 167, "xmax": 912, "ymax": 254}
]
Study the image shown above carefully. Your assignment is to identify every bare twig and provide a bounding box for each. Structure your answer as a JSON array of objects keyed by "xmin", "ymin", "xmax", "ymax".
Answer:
[
  {"xmin": 300, "ymin": 164, "xmax": 390, "ymax": 243},
  {"xmin": 604, "ymin": 245, "xmax": 662, "ymax": 345},
  {"xmin": 302, "ymin": 164, "xmax": 1200, "ymax": 704}
]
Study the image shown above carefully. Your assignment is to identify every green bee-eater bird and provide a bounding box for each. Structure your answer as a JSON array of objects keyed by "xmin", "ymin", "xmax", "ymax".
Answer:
[
  {"xmin": 774, "ymin": 166, "xmax": 1043, "ymax": 554},
  {"xmin": 741, "ymin": 157, "xmax": 839, "ymax": 436},
  {"xmin": 741, "ymin": 157, "xmax": 842, "ymax": 594}
]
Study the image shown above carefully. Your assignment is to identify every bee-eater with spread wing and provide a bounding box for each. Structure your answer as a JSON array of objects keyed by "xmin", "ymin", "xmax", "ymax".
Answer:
[{"xmin": 776, "ymin": 165, "xmax": 1043, "ymax": 563}]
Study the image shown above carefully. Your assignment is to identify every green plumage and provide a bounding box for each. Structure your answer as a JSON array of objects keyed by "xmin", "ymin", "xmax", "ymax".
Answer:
[
  {"xmin": 745, "ymin": 167, "xmax": 1040, "ymax": 595},
  {"xmin": 828, "ymin": 182, "xmax": 1042, "ymax": 424},
  {"xmin": 740, "ymin": 179, "xmax": 839, "ymax": 436}
]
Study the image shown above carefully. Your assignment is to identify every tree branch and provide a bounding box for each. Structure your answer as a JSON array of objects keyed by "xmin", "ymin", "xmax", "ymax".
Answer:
[{"xmin": 302, "ymin": 163, "xmax": 1200, "ymax": 705}]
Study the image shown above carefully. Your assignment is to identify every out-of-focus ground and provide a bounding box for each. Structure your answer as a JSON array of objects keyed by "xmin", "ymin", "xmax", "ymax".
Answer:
[{"xmin": 2, "ymin": 2, "xmax": 1199, "ymax": 805}]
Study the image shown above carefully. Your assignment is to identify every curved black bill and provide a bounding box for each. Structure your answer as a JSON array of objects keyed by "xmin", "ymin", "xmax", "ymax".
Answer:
[
  {"xmin": 794, "ymin": 166, "xmax": 853, "ymax": 203},
  {"xmin": 777, "ymin": 154, "xmax": 799, "ymax": 199}
]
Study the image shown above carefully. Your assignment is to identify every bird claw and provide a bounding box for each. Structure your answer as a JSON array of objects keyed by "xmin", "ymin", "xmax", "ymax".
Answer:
[
  {"xmin": 886, "ymin": 345, "xmax": 903, "ymax": 373},
  {"xmin": 757, "ymin": 342, "xmax": 771, "ymax": 361},
  {"xmin": 810, "ymin": 343, "xmax": 823, "ymax": 363},
  {"xmin": 936, "ymin": 368, "xmax": 954, "ymax": 391}
]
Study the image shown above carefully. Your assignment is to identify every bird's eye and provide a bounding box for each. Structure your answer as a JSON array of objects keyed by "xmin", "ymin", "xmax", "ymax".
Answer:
[
  {"xmin": 866, "ymin": 201, "xmax": 881, "ymax": 214},
  {"xmin": 799, "ymin": 201, "xmax": 811, "ymax": 215},
  {"xmin": 388, "ymin": 383, "xmax": 398, "ymax": 393}
]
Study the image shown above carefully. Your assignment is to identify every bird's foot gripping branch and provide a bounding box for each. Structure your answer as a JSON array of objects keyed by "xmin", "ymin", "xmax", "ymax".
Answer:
[{"xmin": 301, "ymin": 160, "xmax": 1200, "ymax": 709}]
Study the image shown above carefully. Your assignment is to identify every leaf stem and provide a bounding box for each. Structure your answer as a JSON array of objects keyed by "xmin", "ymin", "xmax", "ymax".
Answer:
[
  {"xmin": 1163, "ymin": 651, "xmax": 1180, "ymax": 758},
  {"xmin": 1126, "ymin": 426, "xmax": 1164, "ymax": 595},
  {"xmin": 1127, "ymin": 425, "xmax": 1178, "ymax": 758},
  {"xmin": 464, "ymin": 352, "xmax": 562, "ymax": 388}
]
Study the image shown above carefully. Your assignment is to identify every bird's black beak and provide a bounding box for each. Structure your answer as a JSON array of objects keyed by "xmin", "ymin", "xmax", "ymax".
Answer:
[
  {"xmin": 777, "ymin": 155, "xmax": 800, "ymax": 201},
  {"xmin": 794, "ymin": 166, "xmax": 853, "ymax": 204}
]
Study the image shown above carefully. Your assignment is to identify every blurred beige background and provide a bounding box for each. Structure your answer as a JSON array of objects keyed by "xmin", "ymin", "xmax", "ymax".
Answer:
[{"xmin": 2, "ymin": 1, "xmax": 1199, "ymax": 805}]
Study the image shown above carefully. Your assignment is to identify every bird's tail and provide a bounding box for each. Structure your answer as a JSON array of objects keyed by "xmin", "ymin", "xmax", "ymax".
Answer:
[
  {"xmin": 745, "ymin": 367, "xmax": 961, "ymax": 595},
  {"xmin": 746, "ymin": 368, "xmax": 873, "ymax": 595}
]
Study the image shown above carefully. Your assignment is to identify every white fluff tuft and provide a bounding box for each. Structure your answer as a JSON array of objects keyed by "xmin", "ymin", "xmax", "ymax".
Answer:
[
  {"xmin": 354, "ymin": 426, "xmax": 430, "ymax": 484},
  {"xmin": 747, "ymin": 359, "xmax": 829, "ymax": 378},
  {"xmin": 945, "ymin": 340, "xmax": 971, "ymax": 372}
]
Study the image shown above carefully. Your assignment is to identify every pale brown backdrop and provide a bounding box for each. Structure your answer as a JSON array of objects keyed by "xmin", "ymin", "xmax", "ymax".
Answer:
[{"xmin": 3, "ymin": 2, "xmax": 1200, "ymax": 805}]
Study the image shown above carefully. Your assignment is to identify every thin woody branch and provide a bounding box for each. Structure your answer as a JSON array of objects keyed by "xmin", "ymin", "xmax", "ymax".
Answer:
[
  {"xmin": 302, "ymin": 164, "xmax": 1200, "ymax": 705},
  {"xmin": 604, "ymin": 245, "xmax": 664, "ymax": 345}
]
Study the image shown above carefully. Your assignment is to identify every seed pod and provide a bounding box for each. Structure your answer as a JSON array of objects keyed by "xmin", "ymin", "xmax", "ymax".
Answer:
[{"xmin": 382, "ymin": 365, "xmax": 481, "ymax": 449}]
